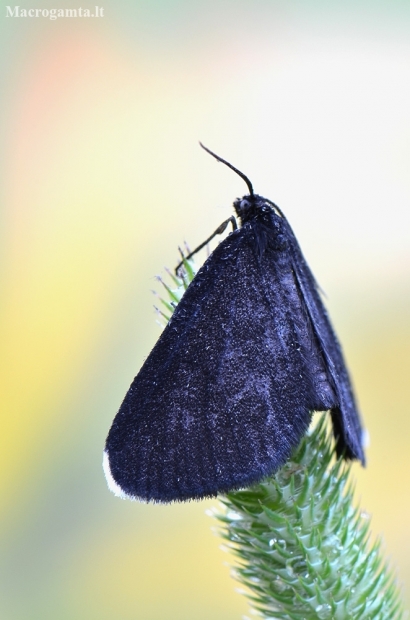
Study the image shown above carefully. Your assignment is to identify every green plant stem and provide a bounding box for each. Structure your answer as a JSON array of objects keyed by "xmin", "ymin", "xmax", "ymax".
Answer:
[{"xmin": 215, "ymin": 416, "xmax": 404, "ymax": 619}]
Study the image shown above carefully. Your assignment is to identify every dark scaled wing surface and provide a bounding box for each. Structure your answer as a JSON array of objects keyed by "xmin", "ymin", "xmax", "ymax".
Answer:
[
  {"xmin": 281, "ymin": 217, "xmax": 365, "ymax": 463},
  {"xmin": 104, "ymin": 226, "xmax": 342, "ymax": 502}
]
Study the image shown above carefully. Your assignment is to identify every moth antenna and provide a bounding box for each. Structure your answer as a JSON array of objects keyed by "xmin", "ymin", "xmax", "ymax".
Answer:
[{"xmin": 199, "ymin": 142, "xmax": 254, "ymax": 197}]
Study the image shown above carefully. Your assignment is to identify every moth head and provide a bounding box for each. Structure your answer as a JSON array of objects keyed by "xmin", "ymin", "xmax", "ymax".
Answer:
[
  {"xmin": 234, "ymin": 194, "xmax": 274, "ymax": 225},
  {"xmin": 233, "ymin": 195, "xmax": 254, "ymax": 220}
]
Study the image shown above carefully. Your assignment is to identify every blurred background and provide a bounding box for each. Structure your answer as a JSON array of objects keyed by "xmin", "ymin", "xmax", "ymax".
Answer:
[{"xmin": 1, "ymin": 1, "xmax": 410, "ymax": 618}]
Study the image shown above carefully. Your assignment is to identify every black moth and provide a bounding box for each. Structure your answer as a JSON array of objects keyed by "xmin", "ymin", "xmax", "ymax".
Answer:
[{"xmin": 104, "ymin": 144, "xmax": 365, "ymax": 503}]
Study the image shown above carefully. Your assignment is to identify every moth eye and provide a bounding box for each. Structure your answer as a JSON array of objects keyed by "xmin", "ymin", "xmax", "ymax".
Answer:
[{"xmin": 240, "ymin": 199, "xmax": 250, "ymax": 210}]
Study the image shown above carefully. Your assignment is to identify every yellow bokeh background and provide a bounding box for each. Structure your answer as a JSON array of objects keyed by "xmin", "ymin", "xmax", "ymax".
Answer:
[{"xmin": 1, "ymin": 2, "xmax": 410, "ymax": 618}]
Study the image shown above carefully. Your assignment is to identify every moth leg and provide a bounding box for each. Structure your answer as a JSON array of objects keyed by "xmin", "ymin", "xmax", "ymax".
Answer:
[{"xmin": 175, "ymin": 215, "xmax": 237, "ymax": 274}]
